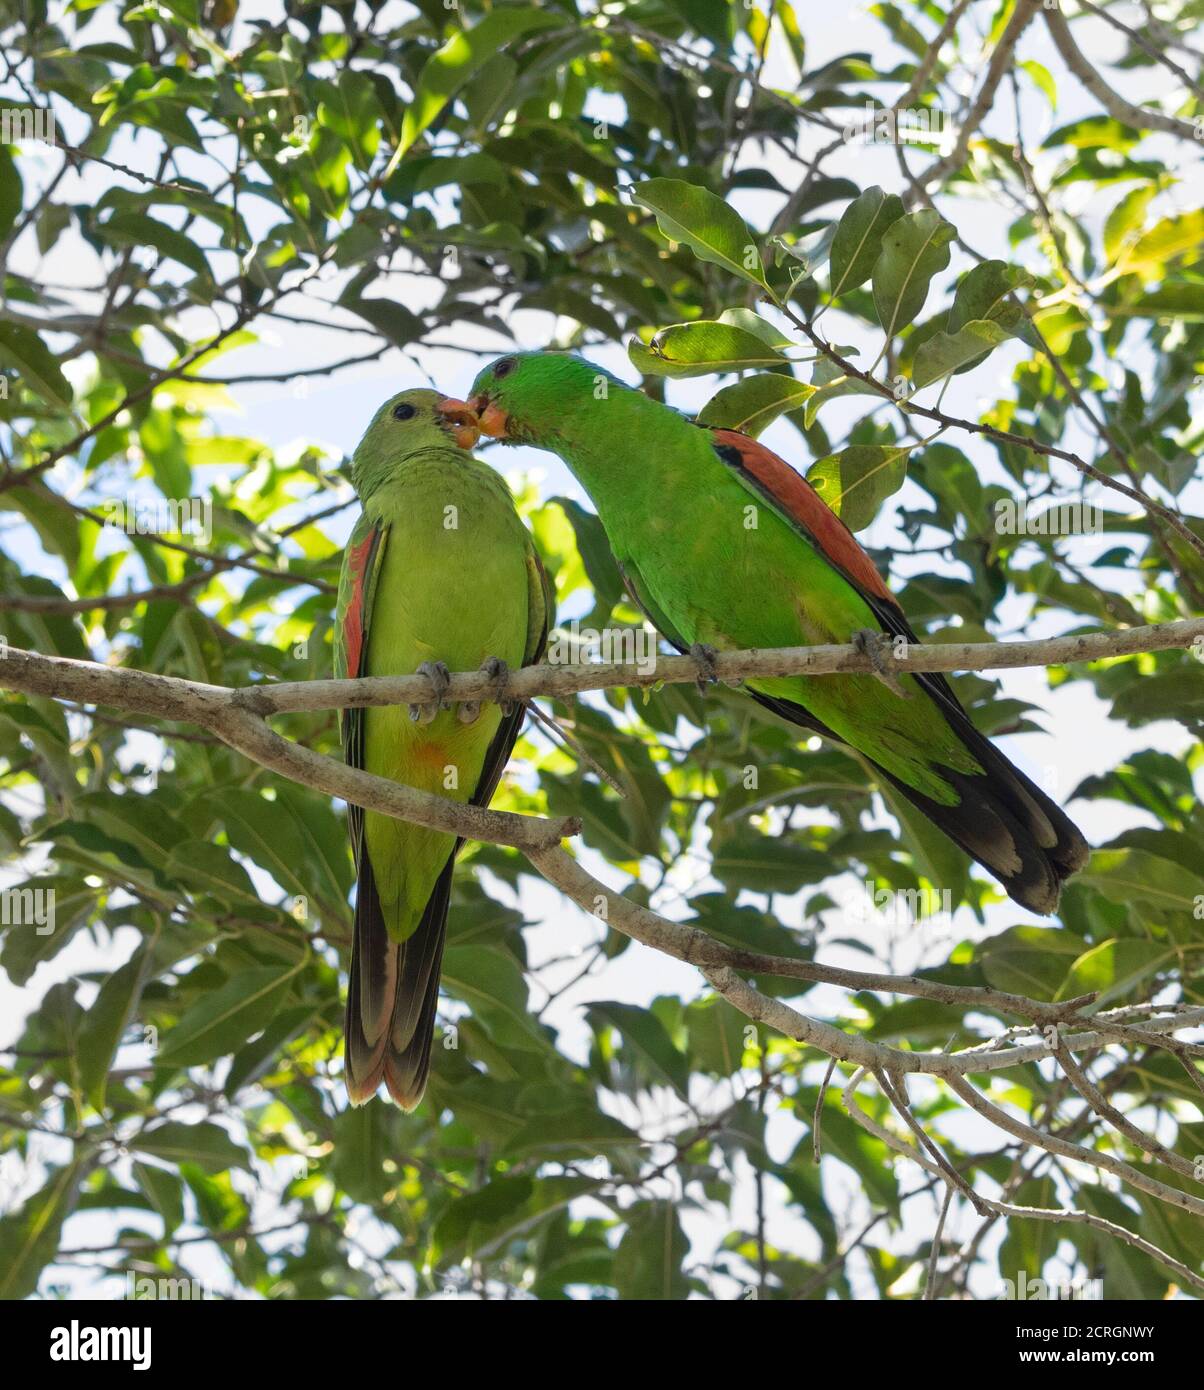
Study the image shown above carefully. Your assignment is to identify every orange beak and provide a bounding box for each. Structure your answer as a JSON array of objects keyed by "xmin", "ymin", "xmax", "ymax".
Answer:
[
  {"xmin": 436, "ymin": 397, "xmax": 481, "ymax": 450},
  {"xmin": 471, "ymin": 394, "xmax": 511, "ymax": 439}
]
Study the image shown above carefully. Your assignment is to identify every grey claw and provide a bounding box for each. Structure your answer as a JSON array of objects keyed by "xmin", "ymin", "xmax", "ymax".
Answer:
[
  {"xmin": 689, "ymin": 642, "xmax": 720, "ymax": 694},
  {"xmin": 417, "ymin": 660, "xmax": 452, "ymax": 708},
  {"xmin": 480, "ymin": 655, "xmax": 515, "ymax": 715},
  {"xmin": 852, "ymin": 629, "xmax": 909, "ymax": 698},
  {"xmin": 457, "ymin": 700, "xmax": 481, "ymax": 724},
  {"xmin": 409, "ymin": 702, "xmax": 439, "ymax": 725}
]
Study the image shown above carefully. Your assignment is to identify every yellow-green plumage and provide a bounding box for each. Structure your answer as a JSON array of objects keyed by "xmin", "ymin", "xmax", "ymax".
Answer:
[
  {"xmin": 335, "ymin": 390, "xmax": 550, "ymax": 1108},
  {"xmin": 362, "ymin": 455, "xmax": 533, "ymax": 938}
]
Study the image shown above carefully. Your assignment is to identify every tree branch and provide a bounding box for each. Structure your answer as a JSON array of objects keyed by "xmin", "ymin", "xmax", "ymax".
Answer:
[
  {"xmin": 3, "ymin": 622, "xmax": 1196, "ymax": 725},
  {"xmin": 0, "ymin": 646, "xmax": 577, "ymax": 852},
  {"xmin": 1044, "ymin": 4, "xmax": 1203, "ymax": 140},
  {"xmin": 1074, "ymin": 0, "xmax": 1204, "ymax": 99},
  {"xmin": 906, "ymin": 0, "xmax": 1041, "ymax": 201},
  {"xmin": 841, "ymin": 1066, "xmax": 1204, "ymax": 1293}
]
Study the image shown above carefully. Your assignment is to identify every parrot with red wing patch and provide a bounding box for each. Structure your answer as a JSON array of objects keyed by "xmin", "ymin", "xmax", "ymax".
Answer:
[
  {"xmin": 335, "ymin": 388, "xmax": 552, "ymax": 1107},
  {"xmin": 463, "ymin": 353, "xmax": 1088, "ymax": 915}
]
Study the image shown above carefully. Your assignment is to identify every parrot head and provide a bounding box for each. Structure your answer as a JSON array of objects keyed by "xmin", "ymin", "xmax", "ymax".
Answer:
[
  {"xmin": 466, "ymin": 352, "xmax": 626, "ymax": 447},
  {"xmin": 351, "ymin": 388, "xmax": 481, "ymax": 495}
]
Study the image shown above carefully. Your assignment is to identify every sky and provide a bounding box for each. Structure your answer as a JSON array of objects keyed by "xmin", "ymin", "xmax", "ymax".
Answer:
[{"xmin": 2, "ymin": 0, "xmax": 1201, "ymax": 1298}]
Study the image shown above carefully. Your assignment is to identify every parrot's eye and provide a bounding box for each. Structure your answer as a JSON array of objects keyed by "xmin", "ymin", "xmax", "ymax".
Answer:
[
  {"xmin": 493, "ymin": 357, "xmax": 517, "ymax": 380},
  {"xmin": 392, "ymin": 402, "xmax": 416, "ymax": 421}
]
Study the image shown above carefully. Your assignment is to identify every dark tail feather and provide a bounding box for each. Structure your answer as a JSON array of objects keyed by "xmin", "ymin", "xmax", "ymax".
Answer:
[
  {"xmin": 745, "ymin": 686, "xmax": 1089, "ymax": 915},
  {"xmin": 873, "ymin": 715, "xmax": 1089, "ymax": 915},
  {"xmin": 344, "ymin": 851, "xmax": 452, "ymax": 1110}
]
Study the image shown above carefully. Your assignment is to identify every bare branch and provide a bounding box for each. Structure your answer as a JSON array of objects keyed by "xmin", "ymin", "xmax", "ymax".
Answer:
[
  {"xmin": 1045, "ymin": 4, "xmax": 1203, "ymax": 139},
  {"xmin": 944, "ymin": 1072, "xmax": 1204, "ymax": 1217},
  {"xmin": 842, "ymin": 1067, "xmax": 1204, "ymax": 1293},
  {"xmin": 5, "ymin": 621, "xmax": 1196, "ymax": 722},
  {"xmin": 907, "ymin": 0, "xmax": 1041, "ymax": 200},
  {"xmin": 1053, "ymin": 1040, "xmax": 1197, "ymax": 1183}
]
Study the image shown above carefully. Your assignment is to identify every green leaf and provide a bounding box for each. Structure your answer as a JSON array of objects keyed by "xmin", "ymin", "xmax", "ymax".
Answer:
[
  {"xmin": 998, "ymin": 1176, "xmax": 1060, "ymax": 1282},
  {"xmin": 632, "ymin": 177, "xmax": 771, "ymax": 293},
  {"xmin": 395, "ymin": 10, "xmax": 562, "ymax": 161},
  {"xmin": 1063, "ymin": 939, "xmax": 1176, "ymax": 1007},
  {"xmin": 211, "ymin": 788, "xmax": 348, "ymax": 920},
  {"xmin": 384, "ymin": 152, "xmax": 508, "ymax": 201},
  {"xmin": 1018, "ymin": 59, "xmax": 1057, "ymax": 110},
  {"xmin": 1103, "ymin": 186, "xmax": 1155, "ymax": 265},
  {"xmin": 339, "ymin": 295, "xmax": 424, "ymax": 348},
  {"xmin": 100, "ymin": 211, "xmax": 211, "ymax": 279},
  {"xmin": 828, "ymin": 186, "xmax": 904, "ymax": 300},
  {"xmin": 711, "ymin": 834, "xmax": 832, "ymax": 893},
  {"xmin": 158, "ymin": 964, "xmax": 297, "ymax": 1067},
  {"xmin": 878, "ymin": 781, "xmax": 970, "ymax": 905},
  {"xmin": 802, "ymin": 353, "xmax": 879, "ymax": 426},
  {"xmin": 316, "ymin": 70, "xmax": 381, "ymax": 171},
  {"xmin": 911, "ymin": 319, "xmax": 1012, "ymax": 388},
  {"xmin": 872, "ymin": 209, "xmax": 955, "ymax": 338},
  {"xmin": 978, "ymin": 926, "xmax": 1088, "ymax": 1000},
  {"xmin": 1114, "ymin": 284, "xmax": 1204, "ymax": 321},
  {"xmin": 947, "ymin": 259, "xmax": 1032, "ymax": 333},
  {"xmin": 588, "ymin": 1000, "xmax": 690, "ymax": 1097},
  {"xmin": 0, "ymin": 321, "xmax": 73, "ymax": 408},
  {"xmin": 434, "ymin": 1174, "xmax": 592, "ymax": 1261},
  {"xmin": 805, "ymin": 443, "xmax": 912, "ymax": 530},
  {"xmin": 133, "ymin": 1161, "xmax": 184, "ymax": 1237},
  {"xmin": 1079, "ymin": 848, "xmax": 1203, "ymax": 914},
  {"xmin": 685, "ymin": 995, "xmax": 748, "ymax": 1075},
  {"xmin": 551, "ymin": 495, "xmax": 624, "ymax": 616},
  {"xmin": 629, "ymin": 321, "xmax": 786, "ymax": 378},
  {"xmin": 131, "ymin": 1121, "xmax": 251, "ymax": 1172},
  {"xmin": 696, "ymin": 372, "xmax": 814, "ymax": 435},
  {"xmin": 441, "ymin": 944, "xmax": 542, "ymax": 1050},
  {"xmin": 78, "ymin": 946, "xmax": 151, "ymax": 1111},
  {"xmin": 329, "ymin": 1102, "xmax": 401, "ymax": 1205},
  {"xmin": 1119, "ymin": 209, "xmax": 1204, "ymax": 280},
  {"xmin": 715, "ymin": 307, "xmax": 793, "ymax": 346},
  {"xmin": 0, "ymin": 147, "xmax": 21, "ymax": 243},
  {"xmin": 0, "ymin": 1157, "xmax": 93, "ymax": 1299},
  {"xmin": 612, "ymin": 1201, "xmax": 689, "ymax": 1300},
  {"xmin": 0, "ymin": 876, "xmax": 97, "ymax": 986},
  {"xmin": 166, "ymin": 840, "xmax": 263, "ymax": 906},
  {"xmin": 506, "ymin": 1103, "xmax": 641, "ymax": 1156},
  {"xmin": 224, "ymin": 1004, "xmax": 315, "ymax": 1099}
]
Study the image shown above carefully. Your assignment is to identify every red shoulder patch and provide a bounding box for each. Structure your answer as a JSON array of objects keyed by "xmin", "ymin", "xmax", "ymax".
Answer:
[
  {"xmin": 710, "ymin": 428, "xmax": 900, "ymax": 611},
  {"xmin": 343, "ymin": 526, "xmax": 380, "ymax": 678}
]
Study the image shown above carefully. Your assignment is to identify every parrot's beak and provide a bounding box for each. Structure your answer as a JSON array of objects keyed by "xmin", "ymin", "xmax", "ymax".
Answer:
[
  {"xmin": 470, "ymin": 394, "xmax": 511, "ymax": 439},
  {"xmin": 436, "ymin": 397, "xmax": 481, "ymax": 450}
]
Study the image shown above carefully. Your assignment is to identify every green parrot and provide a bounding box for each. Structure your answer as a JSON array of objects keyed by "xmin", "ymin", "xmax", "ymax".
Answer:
[
  {"xmin": 334, "ymin": 388, "xmax": 553, "ymax": 1108},
  {"xmin": 465, "ymin": 353, "xmax": 1088, "ymax": 915}
]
